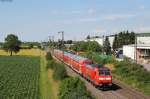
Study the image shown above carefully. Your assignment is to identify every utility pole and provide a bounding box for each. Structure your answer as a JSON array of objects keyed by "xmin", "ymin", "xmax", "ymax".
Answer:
[
  {"xmin": 58, "ymin": 31, "xmax": 64, "ymax": 61},
  {"xmin": 102, "ymin": 35, "xmax": 105, "ymax": 55}
]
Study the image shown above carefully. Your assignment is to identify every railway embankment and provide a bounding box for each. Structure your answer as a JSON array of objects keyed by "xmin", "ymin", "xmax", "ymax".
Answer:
[{"xmin": 46, "ymin": 51, "xmax": 95, "ymax": 99}]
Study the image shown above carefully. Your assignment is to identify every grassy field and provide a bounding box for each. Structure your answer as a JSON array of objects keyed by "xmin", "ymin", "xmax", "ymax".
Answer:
[{"xmin": 0, "ymin": 56, "xmax": 40, "ymax": 99}]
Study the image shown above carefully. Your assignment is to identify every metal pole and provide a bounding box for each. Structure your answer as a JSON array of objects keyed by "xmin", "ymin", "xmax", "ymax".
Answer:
[
  {"xmin": 58, "ymin": 31, "xmax": 64, "ymax": 61},
  {"xmin": 136, "ymin": 35, "xmax": 137, "ymax": 63},
  {"xmin": 103, "ymin": 35, "xmax": 105, "ymax": 55}
]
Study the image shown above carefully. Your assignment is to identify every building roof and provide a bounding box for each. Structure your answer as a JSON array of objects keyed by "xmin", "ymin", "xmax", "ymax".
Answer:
[
  {"xmin": 136, "ymin": 33, "xmax": 150, "ymax": 37},
  {"xmin": 123, "ymin": 44, "xmax": 150, "ymax": 49}
]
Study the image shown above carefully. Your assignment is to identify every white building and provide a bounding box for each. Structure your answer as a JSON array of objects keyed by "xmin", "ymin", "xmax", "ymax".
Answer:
[{"xmin": 123, "ymin": 44, "xmax": 150, "ymax": 64}]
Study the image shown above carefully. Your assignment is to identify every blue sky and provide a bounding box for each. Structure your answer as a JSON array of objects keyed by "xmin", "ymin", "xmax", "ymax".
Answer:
[{"xmin": 0, "ymin": 0, "xmax": 150, "ymax": 42}]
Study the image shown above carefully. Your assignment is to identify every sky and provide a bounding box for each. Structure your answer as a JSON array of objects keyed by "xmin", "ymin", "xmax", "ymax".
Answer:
[{"xmin": 0, "ymin": 0, "xmax": 150, "ymax": 42}]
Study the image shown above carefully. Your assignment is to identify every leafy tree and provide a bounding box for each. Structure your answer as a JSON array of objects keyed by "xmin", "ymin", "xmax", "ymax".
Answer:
[
  {"xmin": 86, "ymin": 35, "xmax": 90, "ymax": 39},
  {"xmin": 66, "ymin": 40, "xmax": 72, "ymax": 44},
  {"xmin": 103, "ymin": 37, "xmax": 111, "ymax": 55},
  {"xmin": 112, "ymin": 31, "xmax": 135, "ymax": 49},
  {"xmin": 87, "ymin": 41, "xmax": 102, "ymax": 52},
  {"xmin": 29, "ymin": 43, "xmax": 34, "ymax": 49},
  {"xmin": 70, "ymin": 41, "xmax": 102, "ymax": 53},
  {"xmin": 0, "ymin": 42, "xmax": 3, "ymax": 49},
  {"xmin": 112, "ymin": 35, "xmax": 118, "ymax": 50},
  {"xmin": 3, "ymin": 34, "xmax": 21, "ymax": 56}
]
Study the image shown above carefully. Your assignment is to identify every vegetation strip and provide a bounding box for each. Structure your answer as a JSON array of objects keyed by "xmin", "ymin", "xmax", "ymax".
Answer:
[
  {"xmin": 46, "ymin": 52, "xmax": 95, "ymax": 99},
  {"xmin": 40, "ymin": 51, "xmax": 56, "ymax": 99}
]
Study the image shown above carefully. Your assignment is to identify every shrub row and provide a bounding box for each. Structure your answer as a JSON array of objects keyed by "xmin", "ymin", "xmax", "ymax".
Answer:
[
  {"xmin": 46, "ymin": 60, "xmax": 67, "ymax": 80},
  {"xmin": 46, "ymin": 52, "xmax": 53, "ymax": 60},
  {"xmin": 113, "ymin": 60, "xmax": 150, "ymax": 96},
  {"xmin": 45, "ymin": 52, "xmax": 95, "ymax": 99}
]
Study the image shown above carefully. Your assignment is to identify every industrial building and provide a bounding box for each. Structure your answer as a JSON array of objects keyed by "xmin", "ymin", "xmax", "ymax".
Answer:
[
  {"xmin": 123, "ymin": 33, "xmax": 150, "ymax": 64},
  {"xmin": 123, "ymin": 44, "xmax": 150, "ymax": 64}
]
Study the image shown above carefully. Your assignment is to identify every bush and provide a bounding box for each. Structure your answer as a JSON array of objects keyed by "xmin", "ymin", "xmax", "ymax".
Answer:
[
  {"xmin": 46, "ymin": 60, "xmax": 56, "ymax": 69},
  {"xmin": 86, "ymin": 52, "xmax": 114, "ymax": 65},
  {"xmin": 113, "ymin": 61, "xmax": 150, "ymax": 96},
  {"xmin": 59, "ymin": 77, "xmax": 94, "ymax": 99},
  {"xmin": 46, "ymin": 52, "xmax": 52, "ymax": 60},
  {"xmin": 70, "ymin": 41, "xmax": 102, "ymax": 53},
  {"xmin": 53, "ymin": 64, "xmax": 67, "ymax": 80},
  {"xmin": 46, "ymin": 59, "xmax": 67, "ymax": 80}
]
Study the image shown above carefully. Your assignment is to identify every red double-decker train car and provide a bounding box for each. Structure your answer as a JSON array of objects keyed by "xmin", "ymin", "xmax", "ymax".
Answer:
[{"xmin": 53, "ymin": 49, "xmax": 112, "ymax": 89}]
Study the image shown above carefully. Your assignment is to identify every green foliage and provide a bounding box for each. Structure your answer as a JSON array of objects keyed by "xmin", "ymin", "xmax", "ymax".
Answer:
[
  {"xmin": 46, "ymin": 52, "xmax": 52, "ymax": 60},
  {"xmin": 3, "ymin": 34, "xmax": 21, "ymax": 56},
  {"xmin": 53, "ymin": 63, "xmax": 67, "ymax": 80},
  {"xmin": 112, "ymin": 35, "xmax": 118, "ymax": 50},
  {"xmin": 0, "ymin": 42, "xmax": 3, "ymax": 49},
  {"xmin": 85, "ymin": 52, "xmax": 114, "ymax": 65},
  {"xmin": 71, "ymin": 41, "xmax": 102, "ymax": 52},
  {"xmin": 112, "ymin": 31, "xmax": 135, "ymax": 49},
  {"xmin": 29, "ymin": 43, "xmax": 34, "ymax": 49},
  {"xmin": 46, "ymin": 60, "xmax": 56, "ymax": 69},
  {"xmin": 113, "ymin": 60, "xmax": 150, "ymax": 95},
  {"xmin": 0, "ymin": 56, "xmax": 40, "ymax": 98},
  {"xmin": 59, "ymin": 77, "xmax": 94, "ymax": 99},
  {"xmin": 46, "ymin": 51, "xmax": 67, "ymax": 81},
  {"xmin": 103, "ymin": 37, "xmax": 111, "ymax": 55}
]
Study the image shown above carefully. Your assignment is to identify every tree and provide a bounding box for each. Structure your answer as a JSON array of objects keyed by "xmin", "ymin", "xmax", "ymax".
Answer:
[
  {"xmin": 3, "ymin": 34, "xmax": 21, "ymax": 56},
  {"xmin": 66, "ymin": 40, "xmax": 72, "ymax": 44},
  {"xmin": 112, "ymin": 35, "xmax": 118, "ymax": 50},
  {"xmin": 112, "ymin": 31, "xmax": 135, "ymax": 49},
  {"xmin": 86, "ymin": 35, "xmax": 90, "ymax": 39},
  {"xmin": 103, "ymin": 37, "xmax": 111, "ymax": 55},
  {"xmin": 70, "ymin": 41, "xmax": 102, "ymax": 53},
  {"xmin": 29, "ymin": 43, "xmax": 34, "ymax": 49}
]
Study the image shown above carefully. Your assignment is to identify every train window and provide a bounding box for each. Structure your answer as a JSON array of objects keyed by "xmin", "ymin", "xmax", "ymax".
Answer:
[{"xmin": 99, "ymin": 70, "xmax": 110, "ymax": 76}]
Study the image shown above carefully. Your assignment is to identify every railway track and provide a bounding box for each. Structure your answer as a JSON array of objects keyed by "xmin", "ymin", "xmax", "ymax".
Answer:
[{"xmin": 52, "ymin": 55, "xmax": 149, "ymax": 99}]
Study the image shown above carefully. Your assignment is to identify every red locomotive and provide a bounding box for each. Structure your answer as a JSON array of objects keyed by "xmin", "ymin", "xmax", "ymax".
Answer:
[{"xmin": 53, "ymin": 49, "xmax": 112, "ymax": 89}]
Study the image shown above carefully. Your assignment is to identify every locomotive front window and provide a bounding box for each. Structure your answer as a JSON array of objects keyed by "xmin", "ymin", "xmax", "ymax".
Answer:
[{"xmin": 99, "ymin": 70, "xmax": 110, "ymax": 76}]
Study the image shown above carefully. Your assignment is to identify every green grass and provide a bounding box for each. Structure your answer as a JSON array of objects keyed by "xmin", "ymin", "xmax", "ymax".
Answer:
[
  {"xmin": 40, "ymin": 54, "xmax": 57, "ymax": 99},
  {"xmin": 0, "ymin": 56, "xmax": 40, "ymax": 99}
]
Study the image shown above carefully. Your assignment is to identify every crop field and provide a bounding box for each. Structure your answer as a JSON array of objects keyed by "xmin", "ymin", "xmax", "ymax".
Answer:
[
  {"xmin": 0, "ymin": 56, "xmax": 40, "ymax": 99},
  {"xmin": 0, "ymin": 49, "xmax": 41, "ymax": 56}
]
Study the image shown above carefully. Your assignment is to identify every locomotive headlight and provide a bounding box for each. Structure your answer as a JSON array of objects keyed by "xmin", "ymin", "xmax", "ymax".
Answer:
[
  {"xmin": 99, "ymin": 77, "xmax": 104, "ymax": 80},
  {"xmin": 106, "ymin": 78, "xmax": 111, "ymax": 80}
]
